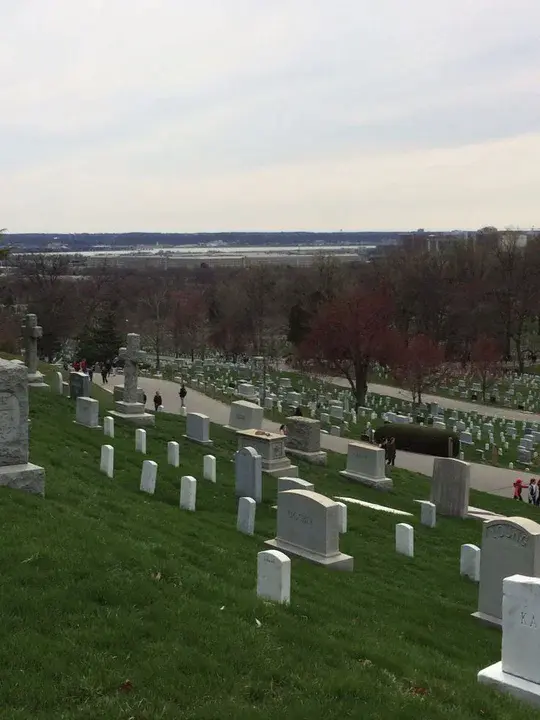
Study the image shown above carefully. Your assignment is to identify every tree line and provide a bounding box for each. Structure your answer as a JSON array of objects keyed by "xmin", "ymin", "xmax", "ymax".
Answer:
[{"xmin": 1, "ymin": 228, "xmax": 540, "ymax": 408}]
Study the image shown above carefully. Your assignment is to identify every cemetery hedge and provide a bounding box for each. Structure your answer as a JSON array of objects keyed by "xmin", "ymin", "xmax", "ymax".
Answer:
[
  {"xmin": 0, "ymin": 373, "xmax": 535, "ymax": 719},
  {"xmin": 374, "ymin": 423, "xmax": 460, "ymax": 457}
]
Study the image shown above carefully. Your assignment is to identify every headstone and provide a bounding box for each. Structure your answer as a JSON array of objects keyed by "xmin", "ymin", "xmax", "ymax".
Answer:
[
  {"xmin": 237, "ymin": 429, "xmax": 297, "ymax": 477},
  {"xmin": 167, "ymin": 441, "xmax": 179, "ymax": 467},
  {"xmin": 0, "ymin": 359, "xmax": 45, "ymax": 495},
  {"xmin": 339, "ymin": 441, "xmax": 392, "ymax": 490},
  {"xmin": 180, "ymin": 475, "xmax": 196, "ymax": 511},
  {"xmin": 100, "ymin": 444, "xmax": 114, "ymax": 478},
  {"xmin": 277, "ymin": 477, "xmax": 314, "ymax": 495},
  {"xmin": 430, "ymin": 458, "xmax": 470, "ymax": 518},
  {"xmin": 69, "ymin": 371, "xmax": 90, "ymax": 400},
  {"xmin": 256, "ymin": 550, "xmax": 291, "ymax": 605},
  {"xmin": 135, "ymin": 428, "xmax": 146, "ymax": 454},
  {"xmin": 396, "ymin": 523, "xmax": 414, "ymax": 557},
  {"xmin": 473, "ymin": 517, "xmax": 540, "ymax": 626},
  {"xmin": 235, "ymin": 446, "xmax": 262, "ymax": 503},
  {"xmin": 109, "ymin": 334, "xmax": 155, "ymax": 426},
  {"xmin": 203, "ymin": 454, "xmax": 216, "ymax": 482},
  {"xmin": 460, "ymin": 543, "xmax": 481, "ymax": 581},
  {"xmin": 284, "ymin": 417, "xmax": 327, "ymax": 465},
  {"xmin": 53, "ymin": 371, "xmax": 63, "ymax": 394},
  {"xmin": 265, "ymin": 489, "xmax": 353, "ymax": 571},
  {"xmin": 140, "ymin": 460, "xmax": 157, "ymax": 494},
  {"xmin": 21, "ymin": 314, "xmax": 48, "ymax": 387},
  {"xmin": 225, "ymin": 400, "xmax": 263, "ymax": 432},
  {"xmin": 460, "ymin": 431, "xmax": 473, "ymax": 445},
  {"xmin": 104, "ymin": 416, "xmax": 114, "ymax": 438},
  {"xmin": 420, "ymin": 500, "xmax": 436, "ymax": 528},
  {"xmin": 237, "ymin": 496, "xmax": 256, "ymax": 535},
  {"xmin": 184, "ymin": 412, "xmax": 213, "ymax": 445},
  {"xmin": 478, "ymin": 574, "xmax": 540, "ymax": 707},
  {"xmin": 335, "ymin": 501, "xmax": 347, "ymax": 533},
  {"xmin": 237, "ymin": 383, "xmax": 258, "ymax": 401},
  {"xmin": 75, "ymin": 397, "xmax": 100, "ymax": 428}
]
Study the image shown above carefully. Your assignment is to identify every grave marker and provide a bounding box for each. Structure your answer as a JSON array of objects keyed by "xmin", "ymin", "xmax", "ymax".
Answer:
[
  {"xmin": 110, "ymin": 334, "xmax": 155, "ymax": 426},
  {"xmin": 339, "ymin": 441, "xmax": 392, "ymax": 490},
  {"xmin": 235, "ymin": 446, "xmax": 262, "ymax": 503},
  {"xmin": 180, "ymin": 475, "xmax": 196, "ymax": 511},
  {"xmin": 167, "ymin": 441, "xmax": 179, "ymax": 467},
  {"xmin": 473, "ymin": 517, "xmax": 540, "ymax": 627},
  {"xmin": 237, "ymin": 496, "xmax": 256, "ymax": 535},
  {"xmin": 184, "ymin": 412, "xmax": 213, "ymax": 445},
  {"xmin": 203, "ymin": 454, "xmax": 216, "ymax": 482},
  {"xmin": 225, "ymin": 400, "xmax": 263, "ymax": 432},
  {"xmin": 430, "ymin": 458, "xmax": 470, "ymax": 517},
  {"xmin": 100, "ymin": 445, "xmax": 114, "ymax": 478},
  {"xmin": 237, "ymin": 429, "xmax": 297, "ymax": 477},
  {"xmin": 396, "ymin": 523, "xmax": 414, "ymax": 557},
  {"xmin": 257, "ymin": 550, "xmax": 291, "ymax": 605},
  {"xmin": 75, "ymin": 397, "xmax": 100, "ymax": 428},
  {"xmin": 21, "ymin": 314, "xmax": 48, "ymax": 387},
  {"xmin": 140, "ymin": 460, "xmax": 157, "ymax": 494},
  {"xmin": 460, "ymin": 543, "xmax": 480, "ymax": 581},
  {"xmin": 0, "ymin": 359, "xmax": 45, "ymax": 495},
  {"xmin": 265, "ymin": 489, "xmax": 353, "ymax": 571}
]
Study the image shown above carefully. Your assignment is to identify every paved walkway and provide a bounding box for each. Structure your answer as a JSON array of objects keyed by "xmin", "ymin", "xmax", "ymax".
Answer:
[
  {"xmin": 96, "ymin": 374, "xmax": 534, "ymax": 500},
  {"xmin": 327, "ymin": 376, "xmax": 540, "ymax": 424}
]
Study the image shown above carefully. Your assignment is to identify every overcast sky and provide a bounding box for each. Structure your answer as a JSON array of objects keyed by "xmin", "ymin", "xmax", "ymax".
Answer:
[{"xmin": 1, "ymin": 0, "xmax": 539, "ymax": 233}]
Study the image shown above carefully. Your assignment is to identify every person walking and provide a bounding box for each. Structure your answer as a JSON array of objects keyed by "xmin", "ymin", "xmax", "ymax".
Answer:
[
  {"xmin": 387, "ymin": 437, "xmax": 396, "ymax": 467},
  {"xmin": 101, "ymin": 362, "xmax": 108, "ymax": 384},
  {"xmin": 153, "ymin": 391, "xmax": 162, "ymax": 413},
  {"xmin": 179, "ymin": 384, "xmax": 187, "ymax": 408},
  {"xmin": 529, "ymin": 478, "xmax": 538, "ymax": 505},
  {"xmin": 513, "ymin": 478, "xmax": 525, "ymax": 501}
]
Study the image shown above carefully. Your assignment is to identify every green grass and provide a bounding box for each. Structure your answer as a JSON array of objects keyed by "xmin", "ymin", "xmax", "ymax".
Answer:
[{"xmin": 1, "ymin": 367, "xmax": 537, "ymax": 718}]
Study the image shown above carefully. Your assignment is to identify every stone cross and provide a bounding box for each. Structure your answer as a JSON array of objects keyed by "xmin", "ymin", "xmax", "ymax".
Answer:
[
  {"xmin": 118, "ymin": 333, "xmax": 147, "ymax": 403},
  {"xmin": 21, "ymin": 314, "xmax": 42, "ymax": 375}
]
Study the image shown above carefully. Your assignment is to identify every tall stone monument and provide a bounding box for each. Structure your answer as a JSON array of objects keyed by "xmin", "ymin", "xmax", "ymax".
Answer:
[
  {"xmin": 0, "ymin": 359, "xmax": 45, "ymax": 495},
  {"xmin": 109, "ymin": 333, "xmax": 154, "ymax": 426},
  {"xmin": 21, "ymin": 314, "xmax": 48, "ymax": 388}
]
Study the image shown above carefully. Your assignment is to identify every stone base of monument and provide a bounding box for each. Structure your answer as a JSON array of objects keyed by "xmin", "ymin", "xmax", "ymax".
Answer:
[
  {"xmin": 471, "ymin": 610, "xmax": 501, "ymax": 628},
  {"xmin": 265, "ymin": 538, "xmax": 353, "ymax": 571},
  {"xmin": 0, "ymin": 463, "xmax": 45, "ymax": 496},
  {"xmin": 28, "ymin": 371, "xmax": 49, "ymax": 389},
  {"xmin": 478, "ymin": 662, "xmax": 540, "ymax": 707},
  {"xmin": 285, "ymin": 447, "xmax": 327, "ymax": 466},
  {"xmin": 264, "ymin": 462, "xmax": 299, "ymax": 478},
  {"xmin": 182, "ymin": 434, "xmax": 214, "ymax": 446},
  {"xmin": 339, "ymin": 469, "xmax": 393, "ymax": 491},
  {"xmin": 110, "ymin": 402, "xmax": 155, "ymax": 426}
]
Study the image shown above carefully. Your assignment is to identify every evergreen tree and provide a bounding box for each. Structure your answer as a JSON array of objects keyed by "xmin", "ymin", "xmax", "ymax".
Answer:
[{"xmin": 77, "ymin": 309, "xmax": 122, "ymax": 364}]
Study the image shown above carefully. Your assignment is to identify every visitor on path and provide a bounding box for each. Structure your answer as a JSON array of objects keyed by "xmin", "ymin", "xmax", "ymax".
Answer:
[
  {"xmin": 88, "ymin": 364, "xmax": 94, "ymax": 382},
  {"xmin": 153, "ymin": 391, "xmax": 162, "ymax": 413},
  {"xmin": 279, "ymin": 424, "xmax": 287, "ymax": 435},
  {"xmin": 387, "ymin": 437, "xmax": 396, "ymax": 467},
  {"xmin": 513, "ymin": 478, "xmax": 525, "ymax": 501},
  {"xmin": 73, "ymin": 360, "xmax": 80, "ymax": 372},
  {"xmin": 179, "ymin": 384, "xmax": 187, "ymax": 407},
  {"xmin": 294, "ymin": 406, "xmax": 303, "ymax": 416},
  {"xmin": 100, "ymin": 363, "xmax": 108, "ymax": 384},
  {"xmin": 81, "ymin": 359, "xmax": 87, "ymax": 373},
  {"xmin": 529, "ymin": 478, "xmax": 538, "ymax": 505}
]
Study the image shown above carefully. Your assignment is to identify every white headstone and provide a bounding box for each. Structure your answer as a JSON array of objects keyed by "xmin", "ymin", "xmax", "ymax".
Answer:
[
  {"xmin": 75, "ymin": 397, "xmax": 100, "ymax": 428},
  {"xmin": 235, "ymin": 446, "xmax": 262, "ymax": 503},
  {"xmin": 478, "ymin": 574, "xmax": 540, "ymax": 707},
  {"xmin": 167, "ymin": 441, "xmax": 179, "ymax": 467},
  {"xmin": 140, "ymin": 460, "xmax": 157, "ymax": 494},
  {"xmin": 135, "ymin": 428, "xmax": 146, "ymax": 454},
  {"xmin": 104, "ymin": 416, "xmax": 114, "ymax": 438},
  {"xmin": 203, "ymin": 454, "xmax": 216, "ymax": 482},
  {"xmin": 335, "ymin": 501, "xmax": 347, "ymax": 534},
  {"xmin": 420, "ymin": 500, "xmax": 436, "ymax": 528},
  {"xmin": 226, "ymin": 400, "xmax": 264, "ymax": 431},
  {"xmin": 339, "ymin": 441, "xmax": 392, "ymax": 490},
  {"xmin": 237, "ymin": 496, "xmax": 256, "ymax": 535},
  {"xmin": 100, "ymin": 444, "xmax": 114, "ymax": 478},
  {"xmin": 180, "ymin": 475, "xmax": 196, "ymax": 511},
  {"xmin": 396, "ymin": 523, "xmax": 414, "ymax": 557},
  {"xmin": 256, "ymin": 549, "xmax": 291, "ymax": 605},
  {"xmin": 460, "ymin": 543, "xmax": 480, "ymax": 581},
  {"xmin": 53, "ymin": 371, "xmax": 63, "ymax": 394},
  {"xmin": 185, "ymin": 412, "xmax": 212, "ymax": 445}
]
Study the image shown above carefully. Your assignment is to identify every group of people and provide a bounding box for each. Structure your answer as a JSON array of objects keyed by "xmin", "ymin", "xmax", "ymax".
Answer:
[{"xmin": 513, "ymin": 477, "xmax": 540, "ymax": 505}]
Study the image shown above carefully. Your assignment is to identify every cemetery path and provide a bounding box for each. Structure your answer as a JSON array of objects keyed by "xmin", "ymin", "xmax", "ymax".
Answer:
[
  {"xmin": 97, "ymin": 375, "xmax": 528, "ymax": 500},
  {"xmin": 326, "ymin": 376, "xmax": 540, "ymax": 424}
]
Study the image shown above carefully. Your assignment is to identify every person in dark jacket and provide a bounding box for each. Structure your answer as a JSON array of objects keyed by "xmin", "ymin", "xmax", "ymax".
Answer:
[{"xmin": 153, "ymin": 391, "xmax": 162, "ymax": 413}]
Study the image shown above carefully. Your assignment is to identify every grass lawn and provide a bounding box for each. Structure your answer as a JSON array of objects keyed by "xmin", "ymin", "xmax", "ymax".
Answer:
[{"xmin": 2, "ymin": 361, "xmax": 537, "ymax": 718}]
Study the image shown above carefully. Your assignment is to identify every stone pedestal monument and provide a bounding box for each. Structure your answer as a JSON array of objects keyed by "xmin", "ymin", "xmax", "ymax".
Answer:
[
  {"xmin": 0, "ymin": 359, "xmax": 45, "ymax": 495},
  {"xmin": 109, "ymin": 333, "xmax": 154, "ymax": 426},
  {"xmin": 21, "ymin": 314, "xmax": 48, "ymax": 388}
]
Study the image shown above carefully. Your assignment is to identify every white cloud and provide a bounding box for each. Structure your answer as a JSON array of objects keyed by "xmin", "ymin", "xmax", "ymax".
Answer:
[{"xmin": 1, "ymin": 0, "xmax": 539, "ymax": 231}]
